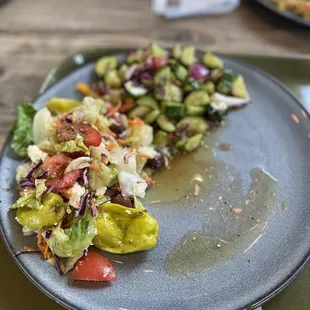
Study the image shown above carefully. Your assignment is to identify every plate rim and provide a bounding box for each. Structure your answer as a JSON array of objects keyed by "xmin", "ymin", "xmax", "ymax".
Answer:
[
  {"xmin": 0, "ymin": 48, "xmax": 310, "ymax": 310},
  {"xmin": 254, "ymin": 0, "xmax": 310, "ymax": 27}
]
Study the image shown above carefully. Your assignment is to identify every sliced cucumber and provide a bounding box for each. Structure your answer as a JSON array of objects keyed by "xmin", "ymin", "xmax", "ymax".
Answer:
[
  {"xmin": 176, "ymin": 134, "xmax": 203, "ymax": 152},
  {"xmin": 202, "ymin": 52, "xmax": 223, "ymax": 69},
  {"xmin": 105, "ymin": 69, "xmax": 121, "ymax": 88},
  {"xmin": 173, "ymin": 64, "xmax": 188, "ymax": 82},
  {"xmin": 177, "ymin": 117, "xmax": 209, "ymax": 134},
  {"xmin": 95, "ymin": 56, "xmax": 118, "ymax": 77},
  {"xmin": 147, "ymin": 43, "xmax": 167, "ymax": 57},
  {"xmin": 232, "ymin": 75, "xmax": 250, "ymax": 99},
  {"xmin": 201, "ymin": 81, "xmax": 215, "ymax": 95},
  {"xmin": 180, "ymin": 46, "xmax": 196, "ymax": 67},
  {"xmin": 217, "ymin": 69, "xmax": 235, "ymax": 95},
  {"xmin": 210, "ymin": 69, "xmax": 225, "ymax": 83},
  {"xmin": 144, "ymin": 109, "xmax": 161, "ymax": 124},
  {"xmin": 154, "ymin": 66, "xmax": 171, "ymax": 85},
  {"xmin": 126, "ymin": 50, "xmax": 143, "ymax": 64},
  {"xmin": 154, "ymin": 130, "xmax": 169, "ymax": 147},
  {"xmin": 155, "ymin": 83, "xmax": 183, "ymax": 102},
  {"xmin": 161, "ymin": 101, "xmax": 185, "ymax": 119},
  {"xmin": 136, "ymin": 96, "xmax": 159, "ymax": 110},
  {"xmin": 183, "ymin": 78, "xmax": 200, "ymax": 92},
  {"xmin": 128, "ymin": 106, "xmax": 151, "ymax": 119},
  {"xmin": 124, "ymin": 81, "xmax": 148, "ymax": 98},
  {"xmin": 185, "ymin": 105, "xmax": 207, "ymax": 116},
  {"xmin": 172, "ymin": 44, "xmax": 182, "ymax": 59},
  {"xmin": 157, "ymin": 114, "xmax": 176, "ymax": 132},
  {"xmin": 118, "ymin": 64, "xmax": 129, "ymax": 82},
  {"xmin": 184, "ymin": 90, "xmax": 210, "ymax": 107}
]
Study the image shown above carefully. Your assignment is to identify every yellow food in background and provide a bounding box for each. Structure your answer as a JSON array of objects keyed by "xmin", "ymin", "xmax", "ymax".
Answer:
[{"xmin": 270, "ymin": 0, "xmax": 310, "ymax": 18}]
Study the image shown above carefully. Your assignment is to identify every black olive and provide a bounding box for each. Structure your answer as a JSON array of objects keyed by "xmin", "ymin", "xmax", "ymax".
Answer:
[
  {"xmin": 146, "ymin": 153, "xmax": 165, "ymax": 171},
  {"xmin": 109, "ymin": 124, "xmax": 126, "ymax": 135}
]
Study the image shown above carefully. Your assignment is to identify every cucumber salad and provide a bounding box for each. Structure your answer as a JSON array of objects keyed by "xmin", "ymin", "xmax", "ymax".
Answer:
[{"xmin": 10, "ymin": 44, "xmax": 250, "ymax": 282}]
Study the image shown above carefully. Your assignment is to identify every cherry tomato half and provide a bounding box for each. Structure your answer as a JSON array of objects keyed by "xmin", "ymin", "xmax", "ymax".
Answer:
[
  {"xmin": 152, "ymin": 56, "xmax": 168, "ymax": 70},
  {"xmin": 72, "ymin": 250, "xmax": 116, "ymax": 282}
]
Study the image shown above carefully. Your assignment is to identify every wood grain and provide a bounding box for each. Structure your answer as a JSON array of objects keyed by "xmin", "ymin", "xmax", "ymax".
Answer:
[{"xmin": 0, "ymin": 0, "xmax": 309, "ymax": 145}]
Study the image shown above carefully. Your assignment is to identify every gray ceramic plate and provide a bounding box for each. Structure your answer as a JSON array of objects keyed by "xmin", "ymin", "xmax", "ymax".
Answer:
[
  {"xmin": 1, "ymin": 50, "xmax": 310, "ymax": 310},
  {"xmin": 254, "ymin": 0, "xmax": 310, "ymax": 27}
]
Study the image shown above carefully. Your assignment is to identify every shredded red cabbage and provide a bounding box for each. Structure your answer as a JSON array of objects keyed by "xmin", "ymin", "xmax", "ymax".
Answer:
[
  {"xmin": 46, "ymin": 185, "xmax": 55, "ymax": 194},
  {"xmin": 45, "ymin": 230, "xmax": 52, "ymax": 239},
  {"xmin": 64, "ymin": 115, "xmax": 73, "ymax": 123},
  {"xmin": 36, "ymin": 169, "xmax": 49, "ymax": 179},
  {"xmin": 76, "ymin": 192, "xmax": 89, "ymax": 217},
  {"xmin": 54, "ymin": 255, "xmax": 64, "ymax": 275},
  {"xmin": 88, "ymin": 195, "xmax": 98, "ymax": 217},
  {"xmin": 123, "ymin": 152, "xmax": 133, "ymax": 164},
  {"xmin": 189, "ymin": 64, "xmax": 209, "ymax": 80},
  {"xmin": 19, "ymin": 162, "xmax": 42, "ymax": 187},
  {"xmin": 82, "ymin": 168, "xmax": 88, "ymax": 186}
]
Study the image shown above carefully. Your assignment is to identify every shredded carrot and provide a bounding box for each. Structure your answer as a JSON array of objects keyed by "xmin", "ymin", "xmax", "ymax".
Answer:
[
  {"xmin": 141, "ymin": 155, "xmax": 153, "ymax": 160},
  {"xmin": 105, "ymin": 143, "xmax": 118, "ymax": 151},
  {"xmin": 106, "ymin": 101, "xmax": 122, "ymax": 117},
  {"xmin": 127, "ymin": 147, "xmax": 134, "ymax": 153},
  {"xmin": 119, "ymin": 98, "xmax": 135, "ymax": 113},
  {"xmin": 232, "ymin": 208, "xmax": 242, "ymax": 214},
  {"xmin": 89, "ymin": 164, "xmax": 102, "ymax": 172},
  {"xmin": 117, "ymin": 139, "xmax": 126, "ymax": 145},
  {"xmin": 175, "ymin": 80, "xmax": 182, "ymax": 87},
  {"xmin": 76, "ymin": 82, "xmax": 99, "ymax": 98},
  {"xmin": 52, "ymin": 120, "xmax": 62, "ymax": 129},
  {"xmin": 128, "ymin": 118, "xmax": 143, "ymax": 128},
  {"xmin": 37, "ymin": 230, "xmax": 51, "ymax": 260},
  {"xmin": 144, "ymin": 177, "xmax": 153, "ymax": 185},
  {"xmin": 23, "ymin": 246, "xmax": 40, "ymax": 252}
]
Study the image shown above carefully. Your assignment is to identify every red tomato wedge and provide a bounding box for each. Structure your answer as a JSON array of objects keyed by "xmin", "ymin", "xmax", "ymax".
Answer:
[
  {"xmin": 72, "ymin": 250, "xmax": 116, "ymax": 282},
  {"xmin": 152, "ymin": 56, "xmax": 168, "ymax": 70},
  {"xmin": 57, "ymin": 123, "xmax": 102, "ymax": 147},
  {"xmin": 43, "ymin": 153, "xmax": 72, "ymax": 178},
  {"xmin": 46, "ymin": 169, "xmax": 81, "ymax": 190}
]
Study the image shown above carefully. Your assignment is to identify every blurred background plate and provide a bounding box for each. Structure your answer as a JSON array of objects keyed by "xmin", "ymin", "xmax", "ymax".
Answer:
[{"xmin": 254, "ymin": 0, "xmax": 310, "ymax": 27}]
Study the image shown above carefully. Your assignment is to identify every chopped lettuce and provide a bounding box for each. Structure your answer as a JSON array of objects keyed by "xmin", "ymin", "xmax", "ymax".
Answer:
[
  {"xmin": 55, "ymin": 135, "xmax": 90, "ymax": 155},
  {"xmin": 27, "ymin": 145, "xmax": 49, "ymax": 164},
  {"xmin": 35, "ymin": 179, "xmax": 47, "ymax": 198},
  {"xmin": 68, "ymin": 183, "xmax": 86, "ymax": 209},
  {"xmin": 110, "ymin": 147, "xmax": 137, "ymax": 173},
  {"xmin": 11, "ymin": 192, "xmax": 36, "ymax": 210},
  {"xmin": 32, "ymin": 107, "xmax": 53, "ymax": 144},
  {"xmin": 16, "ymin": 162, "xmax": 32, "ymax": 183},
  {"xmin": 11, "ymin": 103, "xmax": 37, "ymax": 157},
  {"xmin": 127, "ymin": 123, "xmax": 153, "ymax": 148},
  {"xmin": 45, "ymin": 211, "xmax": 97, "ymax": 258},
  {"xmin": 65, "ymin": 156, "xmax": 91, "ymax": 174}
]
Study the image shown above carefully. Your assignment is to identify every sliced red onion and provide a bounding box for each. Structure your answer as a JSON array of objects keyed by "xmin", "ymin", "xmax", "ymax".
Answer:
[
  {"xmin": 88, "ymin": 195, "xmax": 98, "ymax": 217},
  {"xmin": 125, "ymin": 63, "xmax": 138, "ymax": 80},
  {"xmin": 54, "ymin": 255, "xmax": 64, "ymax": 275},
  {"xmin": 82, "ymin": 168, "xmax": 88, "ymax": 186},
  {"xmin": 45, "ymin": 230, "xmax": 52, "ymax": 239},
  {"xmin": 190, "ymin": 64, "xmax": 209, "ymax": 80},
  {"xmin": 76, "ymin": 192, "xmax": 89, "ymax": 217},
  {"xmin": 36, "ymin": 169, "xmax": 49, "ymax": 179},
  {"xmin": 124, "ymin": 152, "xmax": 133, "ymax": 164}
]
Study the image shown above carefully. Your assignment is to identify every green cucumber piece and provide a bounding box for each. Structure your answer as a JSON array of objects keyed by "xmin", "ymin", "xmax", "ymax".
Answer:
[
  {"xmin": 217, "ymin": 69, "xmax": 236, "ymax": 95},
  {"xmin": 95, "ymin": 56, "xmax": 118, "ymax": 77},
  {"xmin": 154, "ymin": 130, "xmax": 169, "ymax": 147},
  {"xmin": 157, "ymin": 114, "xmax": 176, "ymax": 132},
  {"xmin": 184, "ymin": 90, "xmax": 210, "ymax": 107},
  {"xmin": 118, "ymin": 64, "xmax": 129, "ymax": 82},
  {"xmin": 185, "ymin": 105, "xmax": 206, "ymax": 116},
  {"xmin": 180, "ymin": 46, "xmax": 196, "ymax": 66},
  {"xmin": 201, "ymin": 81, "xmax": 215, "ymax": 95},
  {"xmin": 202, "ymin": 52, "xmax": 223, "ymax": 69},
  {"xmin": 104, "ymin": 69, "xmax": 121, "ymax": 88},
  {"xmin": 154, "ymin": 66, "xmax": 171, "ymax": 85},
  {"xmin": 155, "ymin": 83, "xmax": 183, "ymax": 102},
  {"xmin": 172, "ymin": 44, "xmax": 182, "ymax": 59},
  {"xmin": 183, "ymin": 77, "xmax": 200, "ymax": 92},
  {"xmin": 144, "ymin": 109, "xmax": 161, "ymax": 124},
  {"xmin": 177, "ymin": 116, "xmax": 208, "ymax": 134},
  {"xmin": 128, "ymin": 106, "xmax": 151, "ymax": 119},
  {"xmin": 176, "ymin": 134, "xmax": 203, "ymax": 152},
  {"xmin": 126, "ymin": 50, "xmax": 143, "ymax": 64},
  {"xmin": 232, "ymin": 75, "xmax": 250, "ymax": 99},
  {"xmin": 124, "ymin": 81, "xmax": 148, "ymax": 98},
  {"xmin": 147, "ymin": 43, "xmax": 167, "ymax": 57},
  {"xmin": 136, "ymin": 96, "xmax": 159, "ymax": 110},
  {"xmin": 210, "ymin": 69, "xmax": 225, "ymax": 83},
  {"xmin": 174, "ymin": 64, "xmax": 188, "ymax": 82},
  {"xmin": 161, "ymin": 101, "xmax": 185, "ymax": 119}
]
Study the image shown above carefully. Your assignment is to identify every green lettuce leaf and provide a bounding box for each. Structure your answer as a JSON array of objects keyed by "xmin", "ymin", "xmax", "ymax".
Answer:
[
  {"xmin": 55, "ymin": 135, "xmax": 90, "ymax": 155},
  {"xmin": 35, "ymin": 179, "xmax": 47, "ymax": 198},
  {"xmin": 11, "ymin": 103, "xmax": 37, "ymax": 157},
  {"xmin": 45, "ymin": 211, "xmax": 97, "ymax": 258},
  {"xmin": 11, "ymin": 192, "xmax": 36, "ymax": 210}
]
